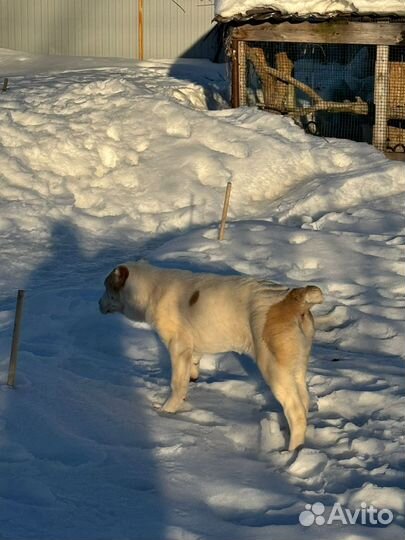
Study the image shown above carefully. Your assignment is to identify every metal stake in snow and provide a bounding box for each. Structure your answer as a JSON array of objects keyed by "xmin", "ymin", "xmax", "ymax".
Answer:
[
  {"xmin": 7, "ymin": 290, "xmax": 25, "ymax": 388},
  {"xmin": 218, "ymin": 181, "xmax": 232, "ymax": 241},
  {"xmin": 2, "ymin": 78, "xmax": 8, "ymax": 93}
]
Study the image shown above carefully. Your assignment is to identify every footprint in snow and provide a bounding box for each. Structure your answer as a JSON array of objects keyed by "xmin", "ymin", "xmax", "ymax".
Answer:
[
  {"xmin": 287, "ymin": 448, "xmax": 328, "ymax": 478},
  {"xmin": 206, "ymin": 486, "xmax": 295, "ymax": 525},
  {"xmin": 286, "ymin": 258, "xmax": 321, "ymax": 280},
  {"xmin": 288, "ymin": 232, "xmax": 310, "ymax": 245}
]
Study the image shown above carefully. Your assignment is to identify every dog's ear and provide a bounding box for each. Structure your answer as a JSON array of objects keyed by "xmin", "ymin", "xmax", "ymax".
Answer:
[{"xmin": 108, "ymin": 265, "xmax": 129, "ymax": 291}]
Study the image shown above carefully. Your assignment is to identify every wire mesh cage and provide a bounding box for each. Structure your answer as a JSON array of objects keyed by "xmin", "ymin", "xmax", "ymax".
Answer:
[
  {"xmin": 236, "ymin": 39, "xmax": 405, "ymax": 153},
  {"xmin": 387, "ymin": 47, "xmax": 405, "ymax": 152}
]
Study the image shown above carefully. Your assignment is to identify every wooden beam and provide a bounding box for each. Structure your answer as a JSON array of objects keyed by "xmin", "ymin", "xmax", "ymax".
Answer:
[
  {"xmin": 373, "ymin": 45, "xmax": 390, "ymax": 152},
  {"xmin": 292, "ymin": 99, "xmax": 368, "ymax": 116},
  {"xmin": 232, "ymin": 21, "xmax": 405, "ymax": 46}
]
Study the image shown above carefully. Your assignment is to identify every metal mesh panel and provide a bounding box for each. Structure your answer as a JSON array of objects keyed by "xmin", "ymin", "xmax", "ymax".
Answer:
[
  {"xmin": 387, "ymin": 47, "xmax": 405, "ymax": 152},
  {"xmin": 243, "ymin": 41, "xmax": 405, "ymax": 152}
]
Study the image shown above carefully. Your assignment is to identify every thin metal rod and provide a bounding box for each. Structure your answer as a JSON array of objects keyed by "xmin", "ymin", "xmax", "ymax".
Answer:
[{"xmin": 7, "ymin": 290, "xmax": 25, "ymax": 388}]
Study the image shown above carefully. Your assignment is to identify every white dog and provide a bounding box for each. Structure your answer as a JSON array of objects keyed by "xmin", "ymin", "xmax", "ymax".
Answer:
[{"xmin": 99, "ymin": 261, "xmax": 323, "ymax": 451}]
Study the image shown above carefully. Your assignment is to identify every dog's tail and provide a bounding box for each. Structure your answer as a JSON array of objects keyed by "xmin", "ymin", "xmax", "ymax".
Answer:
[
  {"xmin": 264, "ymin": 286, "xmax": 323, "ymax": 334},
  {"xmin": 287, "ymin": 286, "xmax": 324, "ymax": 313},
  {"xmin": 263, "ymin": 286, "xmax": 324, "ymax": 354}
]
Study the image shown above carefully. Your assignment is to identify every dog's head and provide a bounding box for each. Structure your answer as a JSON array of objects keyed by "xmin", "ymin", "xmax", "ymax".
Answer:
[{"xmin": 99, "ymin": 265, "xmax": 129, "ymax": 315}]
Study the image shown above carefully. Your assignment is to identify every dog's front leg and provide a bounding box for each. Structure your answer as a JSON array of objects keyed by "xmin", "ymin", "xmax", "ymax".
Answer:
[{"xmin": 160, "ymin": 337, "xmax": 193, "ymax": 413}]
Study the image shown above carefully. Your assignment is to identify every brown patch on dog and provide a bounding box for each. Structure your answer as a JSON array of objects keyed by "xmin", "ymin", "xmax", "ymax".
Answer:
[
  {"xmin": 106, "ymin": 265, "xmax": 129, "ymax": 291},
  {"xmin": 189, "ymin": 290, "xmax": 200, "ymax": 307},
  {"xmin": 263, "ymin": 286, "xmax": 323, "ymax": 363}
]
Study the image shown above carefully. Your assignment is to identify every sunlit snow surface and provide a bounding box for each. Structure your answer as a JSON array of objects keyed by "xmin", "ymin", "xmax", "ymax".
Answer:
[{"xmin": 0, "ymin": 49, "xmax": 404, "ymax": 540}]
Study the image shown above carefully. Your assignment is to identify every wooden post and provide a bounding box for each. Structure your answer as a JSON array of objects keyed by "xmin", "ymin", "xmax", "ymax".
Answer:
[
  {"xmin": 7, "ymin": 290, "xmax": 25, "ymax": 388},
  {"xmin": 218, "ymin": 182, "xmax": 232, "ymax": 241},
  {"xmin": 2, "ymin": 78, "xmax": 8, "ymax": 92},
  {"xmin": 231, "ymin": 39, "xmax": 240, "ymax": 108},
  {"xmin": 238, "ymin": 41, "xmax": 247, "ymax": 106},
  {"xmin": 232, "ymin": 39, "xmax": 247, "ymax": 108},
  {"xmin": 373, "ymin": 45, "xmax": 389, "ymax": 152},
  {"xmin": 138, "ymin": 0, "xmax": 144, "ymax": 61}
]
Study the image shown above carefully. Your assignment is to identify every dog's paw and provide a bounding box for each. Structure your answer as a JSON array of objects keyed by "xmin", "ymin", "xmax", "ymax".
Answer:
[
  {"xmin": 160, "ymin": 404, "xmax": 179, "ymax": 414},
  {"xmin": 156, "ymin": 397, "xmax": 182, "ymax": 414}
]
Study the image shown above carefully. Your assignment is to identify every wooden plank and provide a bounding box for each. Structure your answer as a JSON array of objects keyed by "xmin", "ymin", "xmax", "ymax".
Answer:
[
  {"xmin": 232, "ymin": 21, "xmax": 405, "ymax": 45},
  {"xmin": 373, "ymin": 45, "xmax": 390, "ymax": 152},
  {"xmin": 218, "ymin": 182, "xmax": 233, "ymax": 241},
  {"xmin": 385, "ymin": 151, "xmax": 405, "ymax": 161}
]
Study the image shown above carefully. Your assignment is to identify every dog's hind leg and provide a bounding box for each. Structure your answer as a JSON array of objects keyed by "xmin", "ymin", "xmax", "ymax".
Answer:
[
  {"xmin": 258, "ymin": 286, "xmax": 322, "ymax": 450},
  {"xmin": 270, "ymin": 373, "xmax": 307, "ymax": 451},
  {"xmin": 257, "ymin": 353, "xmax": 307, "ymax": 451},
  {"xmin": 295, "ymin": 363, "xmax": 310, "ymax": 416}
]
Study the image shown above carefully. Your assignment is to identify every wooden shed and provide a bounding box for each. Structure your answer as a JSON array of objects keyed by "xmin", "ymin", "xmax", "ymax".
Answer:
[{"xmin": 216, "ymin": 9, "xmax": 405, "ymax": 159}]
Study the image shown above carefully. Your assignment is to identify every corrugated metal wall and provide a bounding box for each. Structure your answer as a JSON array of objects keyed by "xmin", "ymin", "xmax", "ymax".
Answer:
[
  {"xmin": 0, "ymin": 0, "xmax": 217, "ymax": 59},
  {"xmin": 144, "ymin": 0, "xmax": 216, "ymax": 59}
]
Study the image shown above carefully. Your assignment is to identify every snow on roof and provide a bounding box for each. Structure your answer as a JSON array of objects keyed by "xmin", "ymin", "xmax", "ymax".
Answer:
[{"xmin": 215, "ymin": 0, "xmax": 405, "ymax": 20}]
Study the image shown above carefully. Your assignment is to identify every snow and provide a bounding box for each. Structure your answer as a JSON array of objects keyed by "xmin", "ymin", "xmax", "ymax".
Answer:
[
  {"xmin": 215, "ymin": 0, "xmax": 405, "ymax": 18},
  {"xmin": 0, "ymin": 48, "xmax": 404, "ymax": 540}
]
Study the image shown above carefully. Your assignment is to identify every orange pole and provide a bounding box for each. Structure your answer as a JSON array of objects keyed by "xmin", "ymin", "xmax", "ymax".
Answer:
[{"xmin": 138, "ymin": 0, "xmax": 144, "ymax": 60}]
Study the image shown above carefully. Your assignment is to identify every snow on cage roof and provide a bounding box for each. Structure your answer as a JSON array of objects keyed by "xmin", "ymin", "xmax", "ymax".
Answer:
[{"xmin": 214, "ymin": 0, "xmax": 405, "ymax": 22}]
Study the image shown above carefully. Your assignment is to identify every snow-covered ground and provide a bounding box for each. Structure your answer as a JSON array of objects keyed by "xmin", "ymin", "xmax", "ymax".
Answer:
[
  {"xmin": 215, "ymin": 0, "xmax": 405, "ymax": 18},
  {"xmin": 0, "ymin": 48, "xmax": 404, "ymax": 540}
]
